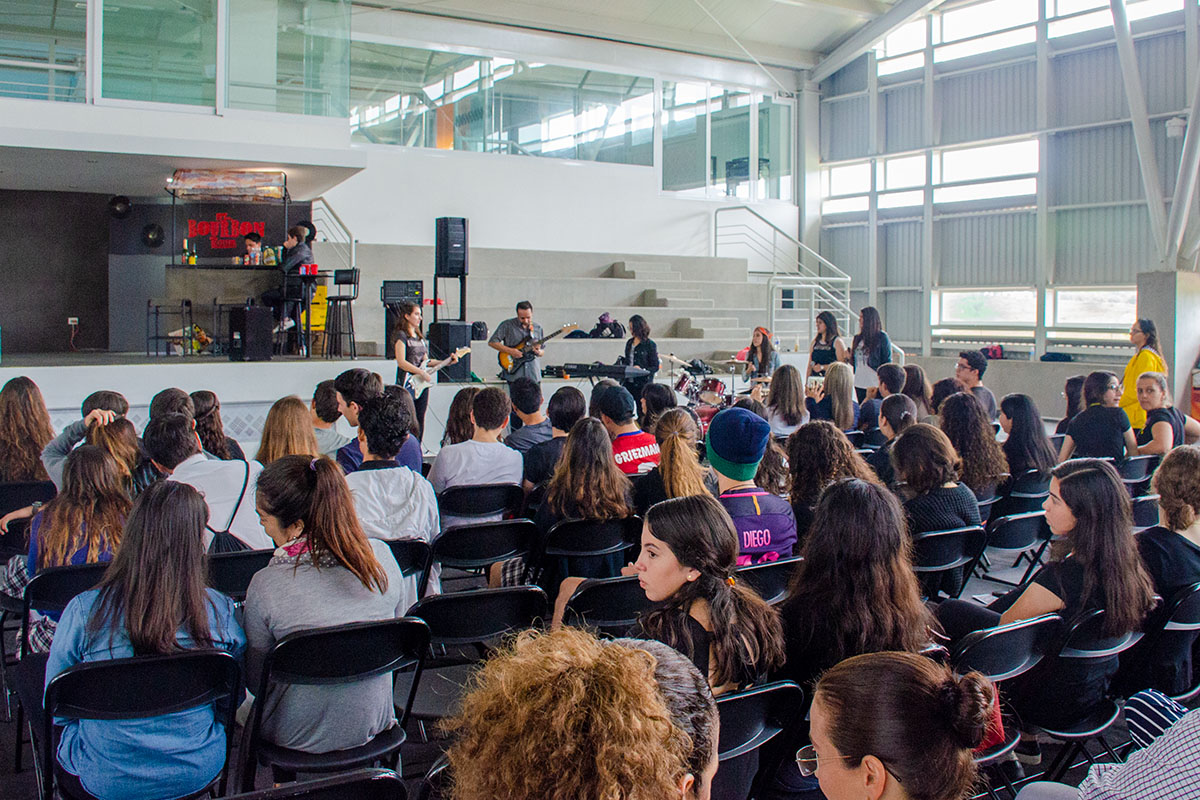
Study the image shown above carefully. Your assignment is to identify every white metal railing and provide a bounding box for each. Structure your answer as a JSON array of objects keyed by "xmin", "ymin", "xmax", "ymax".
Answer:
[
  {"xmin": 310, "ymin": 196, "xmax": 355, "ymax": 272},
  {"xmin": 715, "ymin": 205, "xmax": 855, "ymax": 351}
]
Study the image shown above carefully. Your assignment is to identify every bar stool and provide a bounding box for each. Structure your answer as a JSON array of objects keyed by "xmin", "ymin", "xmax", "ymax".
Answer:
[{"xmin": 324, "ymin": 268, "xmax": 359, "ymax": 359}]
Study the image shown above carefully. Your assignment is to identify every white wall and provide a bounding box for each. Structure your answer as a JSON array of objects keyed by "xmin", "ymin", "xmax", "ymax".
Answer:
[{"xmin": 324, "ymin": 143, "xmax": 799, "ymax": 255}]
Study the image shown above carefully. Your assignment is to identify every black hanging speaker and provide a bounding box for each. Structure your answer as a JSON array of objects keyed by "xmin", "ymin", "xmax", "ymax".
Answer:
[
  {"xmin": 428, "ymin": 320, "xmax": 472, "ymax": 382},
  {"xmin": 108, "ymin": 195, "xmax": 132, "ymax": 218},
  {"xmin": 435, "ymin": 217, "xmax": 468, "ymax": 278},
  {"xmin": 141, "ymin": 223, "xmax": 164, "ymax": 248},
  {"xmin": 229, "ymin": 306, "xmax": 273, "ymax": 362}
]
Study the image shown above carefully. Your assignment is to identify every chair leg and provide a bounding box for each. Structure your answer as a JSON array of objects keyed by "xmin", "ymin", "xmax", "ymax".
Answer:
[
  {"xmin": 1099, "ymin": 736, "xmax": 1121, "ymax": 764},
  {"xmin": 347, "ymin": 304, "xmax": 356, "ymax": 359},
  {"xmin": 1018, "ymin": 541, "xmax": 1050, "ymax": 585},
  {"xmin": 1044, "ymin": 741, "xmax": 1077, "ymax": 782},
  {"xmin": 14, "ymin": 702, "xmax": 23, "ymax": 772}
]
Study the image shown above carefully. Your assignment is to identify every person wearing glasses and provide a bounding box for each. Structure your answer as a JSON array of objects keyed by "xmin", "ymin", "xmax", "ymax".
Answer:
[
  {"xmin": 1121, "ymin": 318, "xmax": 1167, "ymax": 432},
  {"xmin": 1058, "ymin": 371, "xmax": 1138, "ymax": 462},
  {"xmin": 954, "ymin": 350, "xmax": 998, "ymax": 422},
  {"xmin": 798, "ymin": 651, "xmax": 994, "ymax": 800}
]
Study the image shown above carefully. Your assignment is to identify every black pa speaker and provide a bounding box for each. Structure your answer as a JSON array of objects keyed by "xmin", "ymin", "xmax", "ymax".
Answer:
[
  {"xmin": 428, "ymin": 320, "xmax": 472, "ymax": 382},
  {"xmin": 229, "ymin": 306, "xmax": 273, "ymax": 362},
  {"xmin": 435, "ymin": 217, "xmax": 468, "ymax": 278}
]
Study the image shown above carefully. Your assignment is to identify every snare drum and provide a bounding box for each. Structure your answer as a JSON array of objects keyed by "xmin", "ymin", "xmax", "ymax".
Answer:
[
  {"xmin": 674, "ymin": 373, "xmax": 693, "ymax": 395},
  {"xmin": 699, "ymin": 378, "xmax": 728, "ymax": 406}
]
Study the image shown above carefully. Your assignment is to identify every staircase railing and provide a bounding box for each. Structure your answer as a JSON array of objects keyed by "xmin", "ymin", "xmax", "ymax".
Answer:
[
  {"xmin": 714, "ymin": 205, "xmax": 854, "ymax": 350},
  {"xmin": 310, "ymin": 196, "xmax": 355, "ymax": 271}
]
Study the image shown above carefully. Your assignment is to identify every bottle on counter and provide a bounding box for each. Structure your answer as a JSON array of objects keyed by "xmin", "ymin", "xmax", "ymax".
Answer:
[{"xmin": 181, "ymin": 238, "xmax": 189, "ymax": 265}]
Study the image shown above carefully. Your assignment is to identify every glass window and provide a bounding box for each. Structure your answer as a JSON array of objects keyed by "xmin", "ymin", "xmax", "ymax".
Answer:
[
  {"xmin": 878, "ymin": 190, "xmax": 924, "ymax": 209},
  {"xmin": 1049, "ymin": 0, "xmax": 1183, "ymax": 37},
  {"xmin": 712, "ymin": 88, "xmax": 752, "ymax": 198},
  {"xmin": 939, "ymin": 0, "xmax": 1037, "ymax": 42},
  {"xmin": 875, "ymin": 19, "xmax": 926, "ymax": 58},
  {"xmin": 934, "ymin": 177, "xmax": 1037, "ymax": 203},
  {"xmin": 822, "ymin": 196, "xmax": 870, "ymax": 214},
  {"xmin": 940, "ymin": 140, "xmax": 1039, "ymax": 184},
  {"xmin": 102, "ymin": 0, "xmax": 217, "ymax": 106},
  {"xmin": 0, "ymin": 0, "xmax": 86, "ymax": 101},
  {"xmin": 878, "ymin": 52, "xmax": 925, "ymax": 76},
  {"xmin": 878, "ymin": 154, "xmax": 926, "ymax": 190},
  {"xmin": 758, "ymin": 93, "xmax": 794, "ymax": 201},
  {"xmin": 934, "ymin": 27, "xmax": 1036, "ymax": 63},
  {"xmin": 227, "ymin": 0, "xmax": 349, "ymax": 117},
  {"xmin": 663, "ymin": 80, "xmax": 708, "ymax": 195},
  {"xmin": 827, "ymin": 162, "xmax": 872, "ymax": 196},
  {"xmin": 937, "ymin": 289, "xmax": 1037, "ymax": 324},
  {"xmin": 1052, "ymin": 288, "xmax": 1137, "ymax": 327}
]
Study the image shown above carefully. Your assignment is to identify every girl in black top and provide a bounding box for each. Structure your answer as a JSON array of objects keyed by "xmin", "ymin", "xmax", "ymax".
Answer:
[
  {"xmin": 622, "ymin": 314, "xmax": 659, "ymax": 398},
  {"xmin": 867, "ymin": 394, "xmax": 917, "ymax": 486},
  {"xmin": 937, "ymin": 459, "xmax": 1155, "ymax": 733},
  {"xmin": 631, "ymin": 494, "xmax": 784, "ymax": 693},
  {"xmin": 1135, "ymin": 371, "xmax": 1200, "ymax": 455},
  {"xmin": 1060, "ymin": 371, "xmax": 1137, "ymax": 462},
  {"xmin": 807, "ymin": 311, "xmax": 847, "ymax": 378},
  {"xmin": 891, "ymin": 424, "xmax": 981, "ymax": 598},
  {"xmin": 1055, "ymin": 374, "xmax": 1086, "ymax": 435},
  {"xmin": 394, "ymin": 301, "xmax": 459, "ymax": 445},
  {"xmin": 999, "ymin": 393, "xmax": 1057, "ymax": 480}
]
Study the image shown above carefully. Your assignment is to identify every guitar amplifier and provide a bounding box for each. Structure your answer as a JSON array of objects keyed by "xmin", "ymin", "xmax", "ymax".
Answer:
[
  {"xmin": 383, "ymin": 281, "xmax": 424, "ymax": 356},
  {"xmin": 428, "ymin": 321, "xmax": 472, "ymax": 382}
]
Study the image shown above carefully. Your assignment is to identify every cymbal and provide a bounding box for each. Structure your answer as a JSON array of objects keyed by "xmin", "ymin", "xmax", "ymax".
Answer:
[
  {"xmin": 750, "ymin": 376, "xmax": 772, "ymax": 383},
  {"xmin": 718, "ymin": 358, "xmax": 748, "ymax": 365},
  {"xmin": 662, "ymin": 353, "xmax": 691, "ymax": 366}
]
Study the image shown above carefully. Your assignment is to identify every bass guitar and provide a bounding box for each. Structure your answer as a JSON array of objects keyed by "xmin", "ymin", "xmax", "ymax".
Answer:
[
  {"xmin": 408, "ymin": 346, "xmax": 472, "ymax": 395},
  {"xmin": 497, "ymin": 323, "xmax": 578, "ymax": 376}
]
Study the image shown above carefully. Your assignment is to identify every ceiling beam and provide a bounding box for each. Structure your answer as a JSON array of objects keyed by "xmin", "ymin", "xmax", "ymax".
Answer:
[
  {"xmin": 810, "ymin": 0, "xmax": 943, "ymax": 83},
  {"xmin": 769, "ymin": 0, "xmax": 887, "ymax": 20}
]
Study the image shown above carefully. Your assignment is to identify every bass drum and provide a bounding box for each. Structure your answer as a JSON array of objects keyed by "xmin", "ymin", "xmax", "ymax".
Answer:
[
  {"xmin": 698, "ymin": 377, "xmax": 728, "ymax": 407},
  {"xmin": 694, "ymin": 403, "xmax": 721, "ymax": 436}
]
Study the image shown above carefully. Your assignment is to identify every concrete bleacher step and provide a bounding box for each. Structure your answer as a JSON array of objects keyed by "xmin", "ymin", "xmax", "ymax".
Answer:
[
  {"xmin": 462, "ymin": 337, "xmax": 752, "ymax": 369},
  {"xmin": 674, "ymin": 317, "xmax": 743, "ymax": 338},
  {"xmin": 609, "ymin": 261, "xmax": 681, "ymax": 281},
  {"xmin": 469, "ymin": 305, "xmax": 764, "ymax": 336},
  {"xmin": 455, "ymin": 276, "xmax": 768, "ymax": 313}
]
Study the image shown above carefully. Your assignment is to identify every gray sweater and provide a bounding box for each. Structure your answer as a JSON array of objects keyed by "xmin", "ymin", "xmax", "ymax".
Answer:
[{"xmin": 243, "ymin": 538, "xmax": 406, "ymax": 753}]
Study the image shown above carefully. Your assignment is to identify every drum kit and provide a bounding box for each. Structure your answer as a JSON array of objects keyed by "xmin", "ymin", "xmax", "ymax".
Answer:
[{"xmin": 665, "ymin": 354, "xmax": 769, "ymax": 433}]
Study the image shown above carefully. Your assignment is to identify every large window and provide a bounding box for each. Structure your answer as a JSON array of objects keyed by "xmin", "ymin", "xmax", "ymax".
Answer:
[
  {"xmin": 102, "ymin": 0, "xmax": 218, "ymax": 106},
  {"xmin": 0, "ymin": 0, "xmax": 85, "ymax": 102},
  {"xmin": 350, "ymin": 44, "xmax": 653, "ymax": 165},
  {"xmin": 934, "ymin": 289, "xmax": 1038, "ymax": 326},
  {"xmin": 934, "ymin": 140, "xmax": 1038, "ymax": 204}
]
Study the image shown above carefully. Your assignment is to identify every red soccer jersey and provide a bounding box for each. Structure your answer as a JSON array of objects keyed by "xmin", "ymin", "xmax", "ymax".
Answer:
[{"xmin": 612, "ymin": 430, "xmax": 661, "ymax": 475}]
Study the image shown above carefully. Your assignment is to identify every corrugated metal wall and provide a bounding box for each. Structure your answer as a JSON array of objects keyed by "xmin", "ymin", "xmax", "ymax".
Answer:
[{"xmin": 818, "ymin": 11, "xmax": 1191, "ymax": 353}]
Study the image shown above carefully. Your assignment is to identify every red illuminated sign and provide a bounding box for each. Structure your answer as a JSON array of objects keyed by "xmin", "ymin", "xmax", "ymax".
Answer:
[{"xmin": 187, "ymin": 213, "xmax": 266, "ymax": 250}]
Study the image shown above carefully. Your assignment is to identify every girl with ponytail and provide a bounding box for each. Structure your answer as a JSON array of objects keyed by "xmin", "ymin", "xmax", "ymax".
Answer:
[
  {"xmin": 244, "ymin": 455, "xmax": 407, "ymax": 754},
  {"xmin": 807, "ymin": 652, "xmax": 994, "ymax": 800},
  {"xmin": 866, "ymin": 393, "xmax": 918, "ymax": 485},
  {"xmin": 633, "ymin": 408, "xmax": 714, "ymax": 514},
  {"xmin": 632, "ymin": 494, "xmax": 784, "ymax": 693}
]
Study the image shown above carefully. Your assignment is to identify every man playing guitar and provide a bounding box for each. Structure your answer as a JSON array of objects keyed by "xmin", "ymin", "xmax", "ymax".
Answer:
[{"xmin": 489, "ymin": 301, "xmax": 545, "ymax": 386}]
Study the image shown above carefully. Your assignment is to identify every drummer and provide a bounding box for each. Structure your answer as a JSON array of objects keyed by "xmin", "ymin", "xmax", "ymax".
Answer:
[{"xmin": 744, "ymin": 327, "xmax": 779, "ymax": 381}]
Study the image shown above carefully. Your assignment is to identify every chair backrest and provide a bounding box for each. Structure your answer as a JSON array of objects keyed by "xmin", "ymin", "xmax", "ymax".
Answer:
[
  {"xmin": 542, "ymin": 517, "xmax": 640, "ymax": 559},
  {"xmin": 561, "ymin": 575, "xmax": 654, "ymax": 638},
  {"xmin": 843, "ymin": 430, "xmax": 865, "ymax": 447},
  {"xmin": 951, "ymin": 613, "xmax": 1062, "ymax": 682},
  {"xmin": 1057, "ymin": 608, "xmax": 1142, "ymax": 660},
  {"xmin": 712, "ymin": 681, "xmax": 804, "ymax": 800},
  {"xmin": 1130, "ymin": 494, "xmax": 1160, "ymax": 530},
  {"xmin": 406, "ymin": 586, "xmax": 548, "ymax": 647},
  {"xmin": 220, "ymin": 768, "xmax": 407, "ymax": 800},
  {"xmin": 735, "ymin": 556, "xmax": 803, "ymax": 605},
  {"xmin": 910, "ymin": 526, "xmax": 987, "ymax": 574},
  {"xmin": 1049, "ymin": 432, "xmax": 1066, "ymax": 451},
  {"xmin": 863, "ymin": 427, "xmax": 888, "ymax": 448},
  {"xmin": 985, "ymin": 511, "xmax": 1047, "ymax": 550},
  {"xmin": 1120, "ymin": 582, "xmax": 1200, "ymax": 697},
  {"xmin": 23, "ymin": 562, "xmax": 110, "ymax": 650},
  {"xmin": 977, "ymin": 494, "xmax": 1000, "ymax": 525},
  {"xmin": 1119, "ymin": 454, "xmax": 1160, "ymax": 481},
  {"xmin": 1007, "ymin": 469, "xmax": 1051, "ymax": 497},
  {"xmin": 385, "ymin": 539, "xmax": 432, "ymax": 578},
  {"xmin": 331, "ymin": 268, "xmax": 360, "ymax": 301},
  {"xmin": 0, "ymin": 480, "xmax": 56, "ymax": 556},
  {"xmin": 422, "ymin": 519, "xmax": 536, "ymax": 596},
  {"xmin": 436, "ymin": 483, "xmax": 523, "ymax": 519},
  {"xmin": 262, "ymin": 617, "xmax": 430, "ymax": 688},
  {"xmin": 207, "ymin": 549, "xmax": 274, "ymax": 601}
]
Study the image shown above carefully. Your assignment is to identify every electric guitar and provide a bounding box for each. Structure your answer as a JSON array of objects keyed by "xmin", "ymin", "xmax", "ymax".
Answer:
[
  {"xmin": 408, "ymin": 346, "xmax": 471, "ymax": 395},
  {"xmin": 497, "ymin": 323, "xmax": 578, "ymax": 376}
]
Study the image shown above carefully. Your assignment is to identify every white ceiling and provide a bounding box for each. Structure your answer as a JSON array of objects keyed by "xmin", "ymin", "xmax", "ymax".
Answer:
[
  {"xmin": 0, "ymin": 148, "xmax": 361, "ymax": 200},
  {"xmin": 365, "ymin": 0, "xmax": 900, "ymax": 69}
]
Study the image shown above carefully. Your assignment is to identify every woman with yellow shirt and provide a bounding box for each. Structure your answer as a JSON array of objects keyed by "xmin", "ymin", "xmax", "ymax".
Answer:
[{"xmin": 1122, "ymin": 318, "xmax": 1167, "ymax": 431}]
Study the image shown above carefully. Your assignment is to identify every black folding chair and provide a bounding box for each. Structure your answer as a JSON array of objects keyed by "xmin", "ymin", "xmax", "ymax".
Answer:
[
  {"xmin": 735, "ymin": 556, "xmax": 803, "ymax": 605},
  {"xmin": 863, "ymin": 427, "xmax": 888, "ymax": 449},
  {"xmin": 395, "ymin": 586, "xmax": 548, "ymax": 729},
  {"xmin": 0, "ymin": 481, "xmax": 56, "ymax": 560},
  {"xmin": 418, "ymin": 519, "xmax": 536, "ymax": 597},
  {"xmin": 206, "ymin": 549, "xmax": 273, "ymax": 602},
  {"xmin": 435, "ymin": 483, "xmax": 523, "ymax": 521},
  {"xmin": 1118, "ymin": 455, "xmax": 1160, "ymax": 497},
  {"xmin": 44, "ymin": 650, "xmax": 242, "ymax": 800},
  {"xmin": 240, "ymin": 618, "xmax": 431, "ymax": 791},
  {"xmin": 385, "ymin": 539, "xmax": 431, "ymax": 579},
  {"xmin": 11, "ymin": 562, "xmax": 109, "ymax": 778},
  {"xmin": 711, "ymin": 681, "xmax": 804, "ymax": 800},
  {"xmin": 1038, "ymin": 609, "xmax": 1145, "ymax": 782},
  {"xmin": 910, "ymin": 526, "xmax": 987, "ymax": 600},
  {"xmin": 561, "ymin": 575, "xmax": 654, "ymax": 638},
  {"xmin": 980, "ymin": 511, "xmax": 1050, "ymax": 587},
  {"xmin": 220, "ymin": 768, "xmax": 406, "ymax": 800},
  {"xmin": 1130, "ymin": 494, "xmax": 1160, "ymax": 532},
  {"xmin": 1114, "ymin": 581, "xmax": 1200, "ymax": 701},
  {"xmin": 537, "ymin": 517, "xmax": 641, "ymax": 585},
  {"xmin": 990, "ymin": 469, "xmax": 1050, "ymax": 520},
  {"xmin": 843, "ymin": 430, "xmax": 865, "ymax": 448},
  {"xmin": 414, "ymin": 754, "xmax": 449, "ymax": 800},
  {"xmin": 1049, "ymin": 433, "xmax": 1066, "ymax": 452},
  {"xmin": 951, "ymin": 614, "xmax": 1062, "ymax": 799}
]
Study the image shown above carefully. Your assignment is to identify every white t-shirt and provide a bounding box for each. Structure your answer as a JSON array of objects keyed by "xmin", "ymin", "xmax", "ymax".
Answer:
[
  {"xmin": 853, "ymin": 343, "xmax": 878, "ymax": 390},
  {"xmin": 766, "ymin": 405, "xmax": 808, "ymax": 438},
  {"xmin": 427, "ymin": 439, "xmax": 523, "ymax": 530},
  {"xmin": 170, "ymin": 454, "xmax": 271, "ymax": 550}
]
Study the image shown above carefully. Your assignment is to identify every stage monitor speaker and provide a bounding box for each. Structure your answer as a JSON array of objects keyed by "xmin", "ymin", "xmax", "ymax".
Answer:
[
  {"xmin": 428, "ymin": 320, "xmax": 472, "ymax": 382},
  {"xmin": 435, "ymin": 217, "xmax": 468, "ymax": 278},
  {"xmin": 229, "ymin": 306, "xmax": 273, "ymax": 362}
]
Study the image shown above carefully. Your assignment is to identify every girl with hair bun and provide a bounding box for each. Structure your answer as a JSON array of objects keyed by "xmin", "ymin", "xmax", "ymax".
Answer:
[
  {"xmin": 806, "ymin": 651, "xmax": 994, "ymax": 800},
  {"xmin": 632, "ymin": 493, "xmax": 784, "ymax": 693},
  {"xmin": 244, "ymin": 455, "xmax": 407, "ymax": 754},
  {"xmin": 866, "ymin": 393, "xmax": 917, "ymax": 486}
]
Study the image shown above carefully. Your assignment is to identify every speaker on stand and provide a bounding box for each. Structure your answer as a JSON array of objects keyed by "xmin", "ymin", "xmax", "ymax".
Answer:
[
  {"xmin": 433, "ymin": 217, "xmax": 468, "ymax": 324},
  {"xmin": 428, "ymin": 320, "xmax": 472, "ymax": 382}
]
